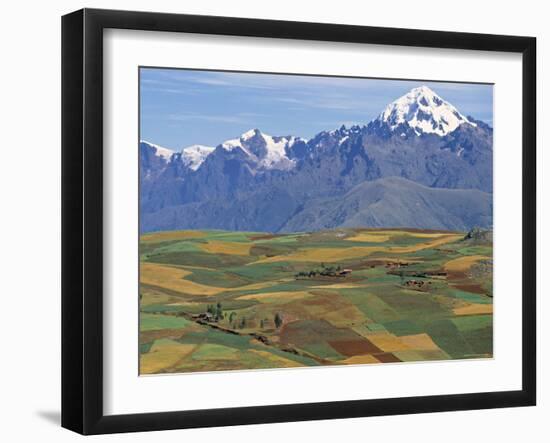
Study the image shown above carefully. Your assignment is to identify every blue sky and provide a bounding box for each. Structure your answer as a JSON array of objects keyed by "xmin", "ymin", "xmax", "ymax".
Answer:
[{"xmin": 140, "ymin": 68, "xmax": 493, "ymax": 150}]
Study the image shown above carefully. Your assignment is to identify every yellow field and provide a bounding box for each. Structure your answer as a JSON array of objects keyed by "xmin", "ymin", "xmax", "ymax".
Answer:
[
  {"xmin": 251, "ymin": 246, "xmax": 386, "ymax": 264},
  {"xmin": 141, "ymin": 230, "xmax": 207, "ymax": 242},
  {"xmin": 231, "ymin": 280, "xmax": 290, "ymax": 292},
  {"xmin": 140, "ymin": 339, "xmax": 197, "ymax": 373},
  {"xmin": 340, "ymin": 354, "xmax": 380, "ymax": 365},
  {"xmin": 363, "ymin": 230, "xmax": 454, "ymax": 238},
  {"xmin": 453, "ymin": 303, "xmax": 493, "ymax": 316},
  {"xmin": 140, "ymin": 262, "xmax": 226, "ymax": 296},
  {"xmin": 237, "ymin": 290, "xmax": 314, "ymax": 302},
  {"xmin": 307, "ymin": 301, "xmax": 366, "ymax": 326},
  {"xmin": 199, "ymin": 240, "xmax": 252, "ymax": 256},
  {"xmin": 140, "ymin": 292, "xmax": 173, "ymax": 306},
  {"xmin": 346, "ymin": 233, "xmax": 391, "ymax": 242},
  {"xmin": 399, "ymin": 333, "xmax": 440, "ymax": 351},
  {"xmin": 249, "ymin": 349, "xmax": 304, "ymax": 368},
  {"xmin": 367, "ymin": 333, "xmax": 413, "ymax": 352},
  {"xmin": 444, "ymin": 255, "xmax": 490, "ymax": 272},
  {"xmin": 165, "ymin": 301, "xmax": 204, "ymax": 309},
  {"xmin": 388, "ymin": 234, "xmax": 463, "ymax": 253},
  {"xmin": 365, "ymin": 332, "xmax": 440, "ymax": 353},
  {"xmin": 252, "ymin": 234, "xmax": 462, "ymax": 264}
]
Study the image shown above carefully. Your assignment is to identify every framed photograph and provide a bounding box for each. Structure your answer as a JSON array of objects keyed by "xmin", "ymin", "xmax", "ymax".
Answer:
[{"xmin": 62, "ymin": 8, "xmax": 536, "ymax": 435}]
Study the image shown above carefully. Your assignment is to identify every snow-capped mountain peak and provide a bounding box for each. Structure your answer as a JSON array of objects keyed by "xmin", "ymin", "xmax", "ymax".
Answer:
[
  {"xmin": 377, "ymin": 86, "xmax": 476, "ymax": 136},
  {"xmin": 140, "ymin": 140, "xmax": 174, "ymax": 161},
  {"xmin": 180, "ymin": 144, "xmax": 215, "ymax": 171},
  {"xmin": 241, "ymin": 128, "xmax": 262, "ymax": 141},
  {"xmin": 220, "ymin": 129, "xmax": 302, "ymax": 170}
]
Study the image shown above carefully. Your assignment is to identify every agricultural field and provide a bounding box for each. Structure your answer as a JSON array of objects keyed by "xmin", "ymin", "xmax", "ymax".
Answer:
[{"xmin": 139, "ymin": 228, "xmax": 493, "ymax": 374}]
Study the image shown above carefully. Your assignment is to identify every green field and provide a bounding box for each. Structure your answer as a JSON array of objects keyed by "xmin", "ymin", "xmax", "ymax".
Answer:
[{"xmin": 139, "ymin": 228, "xmax": 493, "ymax": 374}]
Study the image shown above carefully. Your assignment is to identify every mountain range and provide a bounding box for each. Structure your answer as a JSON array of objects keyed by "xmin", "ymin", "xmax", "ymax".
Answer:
[{"xmin": 140, "ymin": 86, "xmax": 493, "ymax": 233}]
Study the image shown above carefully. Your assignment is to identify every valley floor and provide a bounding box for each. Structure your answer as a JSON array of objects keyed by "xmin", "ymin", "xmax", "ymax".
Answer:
[{"xmin": 139, "ymin": 228, "xmax": 493, "ymax": 374}]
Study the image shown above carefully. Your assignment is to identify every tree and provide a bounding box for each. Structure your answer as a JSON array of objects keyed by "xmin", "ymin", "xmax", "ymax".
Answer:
[
  {"xmin": 239, "ymin": 317, "xmax": 246, "ymax": 329},
  {"xmin": 229, "ymin": 312, "xmax": 236, "ymax": 323},
  {"xmin": 215, "ymin": 302, "xmax": 223, "ymax": 320},
  {"xmin": 398, "ymin": 270, "xmax": 405, "ymax": 284},
  {"xmin": 274, "ymin": 312, "xmax": 283, "ymax": 329},
  {"xmin": 260, "ymin": 319, "xmax": 265, "ymax": 329}
]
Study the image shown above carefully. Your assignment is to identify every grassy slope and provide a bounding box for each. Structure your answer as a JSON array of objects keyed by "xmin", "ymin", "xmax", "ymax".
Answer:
[{"xmin": 139, "ymin": 228, "xmax": 493, "ymax": 374}]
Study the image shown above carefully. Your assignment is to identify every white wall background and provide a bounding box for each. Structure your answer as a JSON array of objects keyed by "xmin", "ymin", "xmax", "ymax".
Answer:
[{"xmin": 0, "ymin": 1, "xmax": 545, "ymax": 441}]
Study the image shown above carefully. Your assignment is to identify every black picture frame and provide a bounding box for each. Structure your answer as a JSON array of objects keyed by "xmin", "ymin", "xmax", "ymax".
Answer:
[{"xmin": 61, "ymin": 8, "xmax": 537, "ymax": 435}]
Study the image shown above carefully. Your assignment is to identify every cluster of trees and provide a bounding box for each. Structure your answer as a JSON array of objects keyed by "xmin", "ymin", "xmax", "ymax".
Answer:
[
  {"xmin": 295, "ymin": 263, "xmax": 342, "ymax": 278},
  {"xmin": 225, "ymin": 311, "xmax": 283, "ymax": 330},
  {"xmin": 227, "ymin": 311, "xmax": 247, "ymax": 329},
  {"xmin": 206, "ymin": 302, "xmax": 224, "ymax": 321},
  {"xmin": 200, "ymin": 301, "xmax": 286, "ymax": 332}
]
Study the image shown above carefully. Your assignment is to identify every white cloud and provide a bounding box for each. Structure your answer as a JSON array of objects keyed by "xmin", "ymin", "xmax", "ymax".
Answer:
[{"xmin": 168, "ymin": 113, "xmax": 253, "ymax": 124}]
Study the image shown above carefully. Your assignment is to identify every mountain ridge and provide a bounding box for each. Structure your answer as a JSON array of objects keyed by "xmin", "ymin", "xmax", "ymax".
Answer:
[{"xmin": 140, "ymin": 86, "xmax": 493, "ymax": 233}]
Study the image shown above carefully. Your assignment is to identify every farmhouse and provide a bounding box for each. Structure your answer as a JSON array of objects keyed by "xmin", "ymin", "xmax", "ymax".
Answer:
[
  {"xmin": 385, "ymin": 261, "xmax": 410, "ymax": 269},
  {"xmin": 196, "ymin": 312, "xmax": 217, "ymax": 322},
  {"xmin": 404, "ymin": 279, "xmax": 432, "ymax": 289},
  {"xmin": 338, "ymin": 268, "xmax": 353, "ymax": 276}
]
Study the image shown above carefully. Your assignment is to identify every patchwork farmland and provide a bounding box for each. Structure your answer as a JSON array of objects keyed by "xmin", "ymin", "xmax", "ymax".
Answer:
[{"xmin": 139, "ymin": 228, "xmax": 493, "ymax": 374}]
